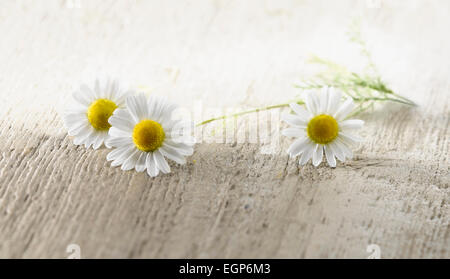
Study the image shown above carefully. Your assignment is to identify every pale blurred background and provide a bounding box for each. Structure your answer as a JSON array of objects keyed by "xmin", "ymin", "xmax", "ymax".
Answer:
[{"xmin": 0, "ymin": 0, "xmax": 448, "ymax": 258}]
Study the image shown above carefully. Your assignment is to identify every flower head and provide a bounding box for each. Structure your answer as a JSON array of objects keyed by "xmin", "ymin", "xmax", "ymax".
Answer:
[
  {"xmin": 106, "ymin": 94, "xmax": 195, "ymax": 177},
  {"xmin": 282, "ymin": 87, "xmax": 363, "ymax": 167},
  {"xmin": 64, "ymin": 78, "xmax": 131, "ymax": 149}
]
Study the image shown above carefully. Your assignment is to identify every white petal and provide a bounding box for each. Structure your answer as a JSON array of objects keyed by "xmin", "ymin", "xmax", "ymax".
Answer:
[
  {"xmin": 334, "ymin": 97, "xmax": 355, "ymax": 120},
  {"xmin": 161, "ymin": 103, "xmax": 177, "ymax": 121},
  {"xmin": 319, "ymin": 87, "xmax": 329, "ymax": 113},
  {"xmin": 92, "ymin": 133, "xmax": 104, "ymax": 150},
  {"xmin": 64, "ymin": 113, "xmax": 87, "ymax": 127},
  {"xmin": 72, "ymin": 91, "xmax": 91, "ymax": 106},
  {"xmin": 329, "ymin": 142, "xmax": 345, "ymax": 162},
  {"xmin": 146, "ymin": 98, "xmax": 158, "ymax": 119},
  {"xmin": 80, "ymin": 84, "xmax": 95, "ymax": 100},
  {"xmin": 126, "ymin": 95, "xmax": 141, "ymax": 123},
  {"xmin": 109, "ymin": 116, "xmax": 134, "ymax": 132},
  {"xmin": 73, "ymin": 126, "xmax": 93, "ymax": 145},
  {"xmin": 106, "ymin": 146, "xmax": 124, "ymax": 161},
  {"xmin": 106, "ymin": 144, "xmax": 132, "ymax": 161},
  {"xmin": 113, "ymin": 109, "xmax": 133, "ymax": 121},
  {"xmin": 281, "ymin": 128, "xmax": 305, "ymax": 138},
  {"xmin": 163, "ymin": 140, "xmax": 194, "ymax": 156},
  {"xmin": 281, "ymin": 113, "xmax": 306, "ymax": 127},
  {"xmin": 109, "ymin": 79, "xmax": 119, "ymax": 99},
  {"xmin": 67, "ymin": 120, "xmax": 89, "ymax": 136},
  {"xmin": 312, "ymin": 144, "xmax": 324, "ymax": 166},
  {"xmin": 135, "ymin": 151, "xmax": 147, "ymax": 172},
  {"xmin": 324, "ymin": 145, "xmax": 336, "ymax": 167},
  {"xmin": 103, "ymin": 78, "xmax": 112, "ymax": 99},
  {"xmin": 154, "ymin": 150, "xmax": 170, "ymax": 174},
  {"xmin": 114, "ymin": 90, "xmax": 133, "ymax": 106},
  {"xmin": 336, "ymin": 138, "xmax": 353, "ymax": 159},
  {"xmin": 305, "ymin": 92, "xmax": 318, "ymax": 115},
  {"xmin": 111, "ymin": 146, "xmax": 135, "ymax": 167},
  {"xmin": 339, "ymin": 132, "xmax": 363, "ymax": 145},
  {"xmin": 106, "ymin": 136, "xmax": 132, "ymax": 148},
  {"xmin": 149, "ymin": 97, "xmax": 174, "ymax": 121},
  {"xmin": 101, "ymin": 133, "xmax": 110, "ymax": 148},
  {"xmin": 340, "ymin": 119, "xmax": 364, "ymax": 130},
  {"xmin": 126, "ymin": 93, "xmax": 148, "ymax": 121},
  {"xmin": 104, "ymin": 139, "xmax": 112, "ymax": 149},
  {"xmin": 287, "ymin": 137, "xmax": 310, "ymax": 157},
  {"xmin": 159, "ymin": 146, "xmax": 186, "ymax": 165},
  {"xmin": 109, "ymin": 127, "xmax": 131, "ymax": 138},
  {"xmin": 146, "ymin": 153, "xmax": 159, "ymax": 177},
  {"xmin": 167, "ymin": 134, "xmax": 196, "ymax": 146},
  {"xmin": 121, "ymin": 149, "xmax": 140, "ymax": 171},
  {"xmin": 327, "ymin": 88, "xmax": 341, "ymax": 115},
  {"xmin": 299, "ymin": 143, "xmax": 314, "ymax": 165},
  {"xmin": 136, "ymin": 94, "xmax": 149, "ymax": 121},
  {"xmin": 84, "ymin": 131, "xmax": 97, "ymax": 148},
  {"xmin": 289, "ymin": 103, "xmax": 311, "ymax": 122}
]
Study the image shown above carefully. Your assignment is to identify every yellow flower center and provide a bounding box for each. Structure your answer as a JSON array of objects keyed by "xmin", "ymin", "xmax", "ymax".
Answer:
[
  {"xmin": 307, "ymin": 114, "xmax": 339, "ymax": 144},
  {"xmin": 87, "ymin": 99, "xmax": 118, "ymax": 131},
  {"xmin": 132, "ymin": 119, "xmax": 165, "ymax": 152}
]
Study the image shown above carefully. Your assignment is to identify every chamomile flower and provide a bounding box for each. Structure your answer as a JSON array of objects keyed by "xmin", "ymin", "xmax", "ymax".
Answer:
[
  {"xmin": 282, "ymin": 87, "xmax": 364, "ymax": 167},
  {"xmin": 106, "ymin": 94, "xmax": 195, "ymax": 177},
  {"xmin": 64, "ymin": 78, "xmax": 131, "ymax": 149}
]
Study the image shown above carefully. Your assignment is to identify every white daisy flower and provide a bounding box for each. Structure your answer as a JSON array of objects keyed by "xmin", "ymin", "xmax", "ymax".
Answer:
[
  {"xmin": 64, "ymin": 78, "xmax": 131, "ymax": 149},
  {"xmin": 106, "ymin": 94, "xmax": 195, "ymax": 177},
  {"xmin": 282, "ymin": 87, "xmax": 364, "ymax": 167}
]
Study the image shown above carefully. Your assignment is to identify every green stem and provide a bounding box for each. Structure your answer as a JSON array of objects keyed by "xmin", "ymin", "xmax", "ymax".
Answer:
[
  {"xmin": 352, "ymin": 96, "xmax": 415, "ymax": 106},
  {"xmin": 390, "ymin": 93, "xmax": 417, "ymax": 106},
  {"xmin": 196, "ymin": 102, "xmax": 303, "ymax": 126},
  {"xmin": 196, "ymin": 96, "xmax": 415, "ymax": 126}
]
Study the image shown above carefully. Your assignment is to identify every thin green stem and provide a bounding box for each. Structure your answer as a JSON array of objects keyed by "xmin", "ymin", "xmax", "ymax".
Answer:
[
  {"xmin": 352, "ymin": 96, "xmax": 415, "ymax": 106},
  {"xmin": 196, "ymin": 102, "xmax": 303, "ymax": 126},
  {"xmin": 295, "ymin": 82, "xmax": 416, "ymax": 107},
  {"xmin": 196, "ymin": 95, "xmax": 415, "ymax": 126},
  {"xmin": 390, "ymin": 93, "xmax": 417, "ymax": 106}
]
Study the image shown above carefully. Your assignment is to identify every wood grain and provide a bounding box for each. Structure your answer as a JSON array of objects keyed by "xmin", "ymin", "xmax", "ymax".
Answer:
[{"xmin": 0, "ymin": 0, "xmax": 448, "ymax": 258}]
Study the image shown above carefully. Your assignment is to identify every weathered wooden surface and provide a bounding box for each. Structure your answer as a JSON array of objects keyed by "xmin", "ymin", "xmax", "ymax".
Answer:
[{"xmin": 0, "ymin": 0, "xmax": 448, "ymax": 258}]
